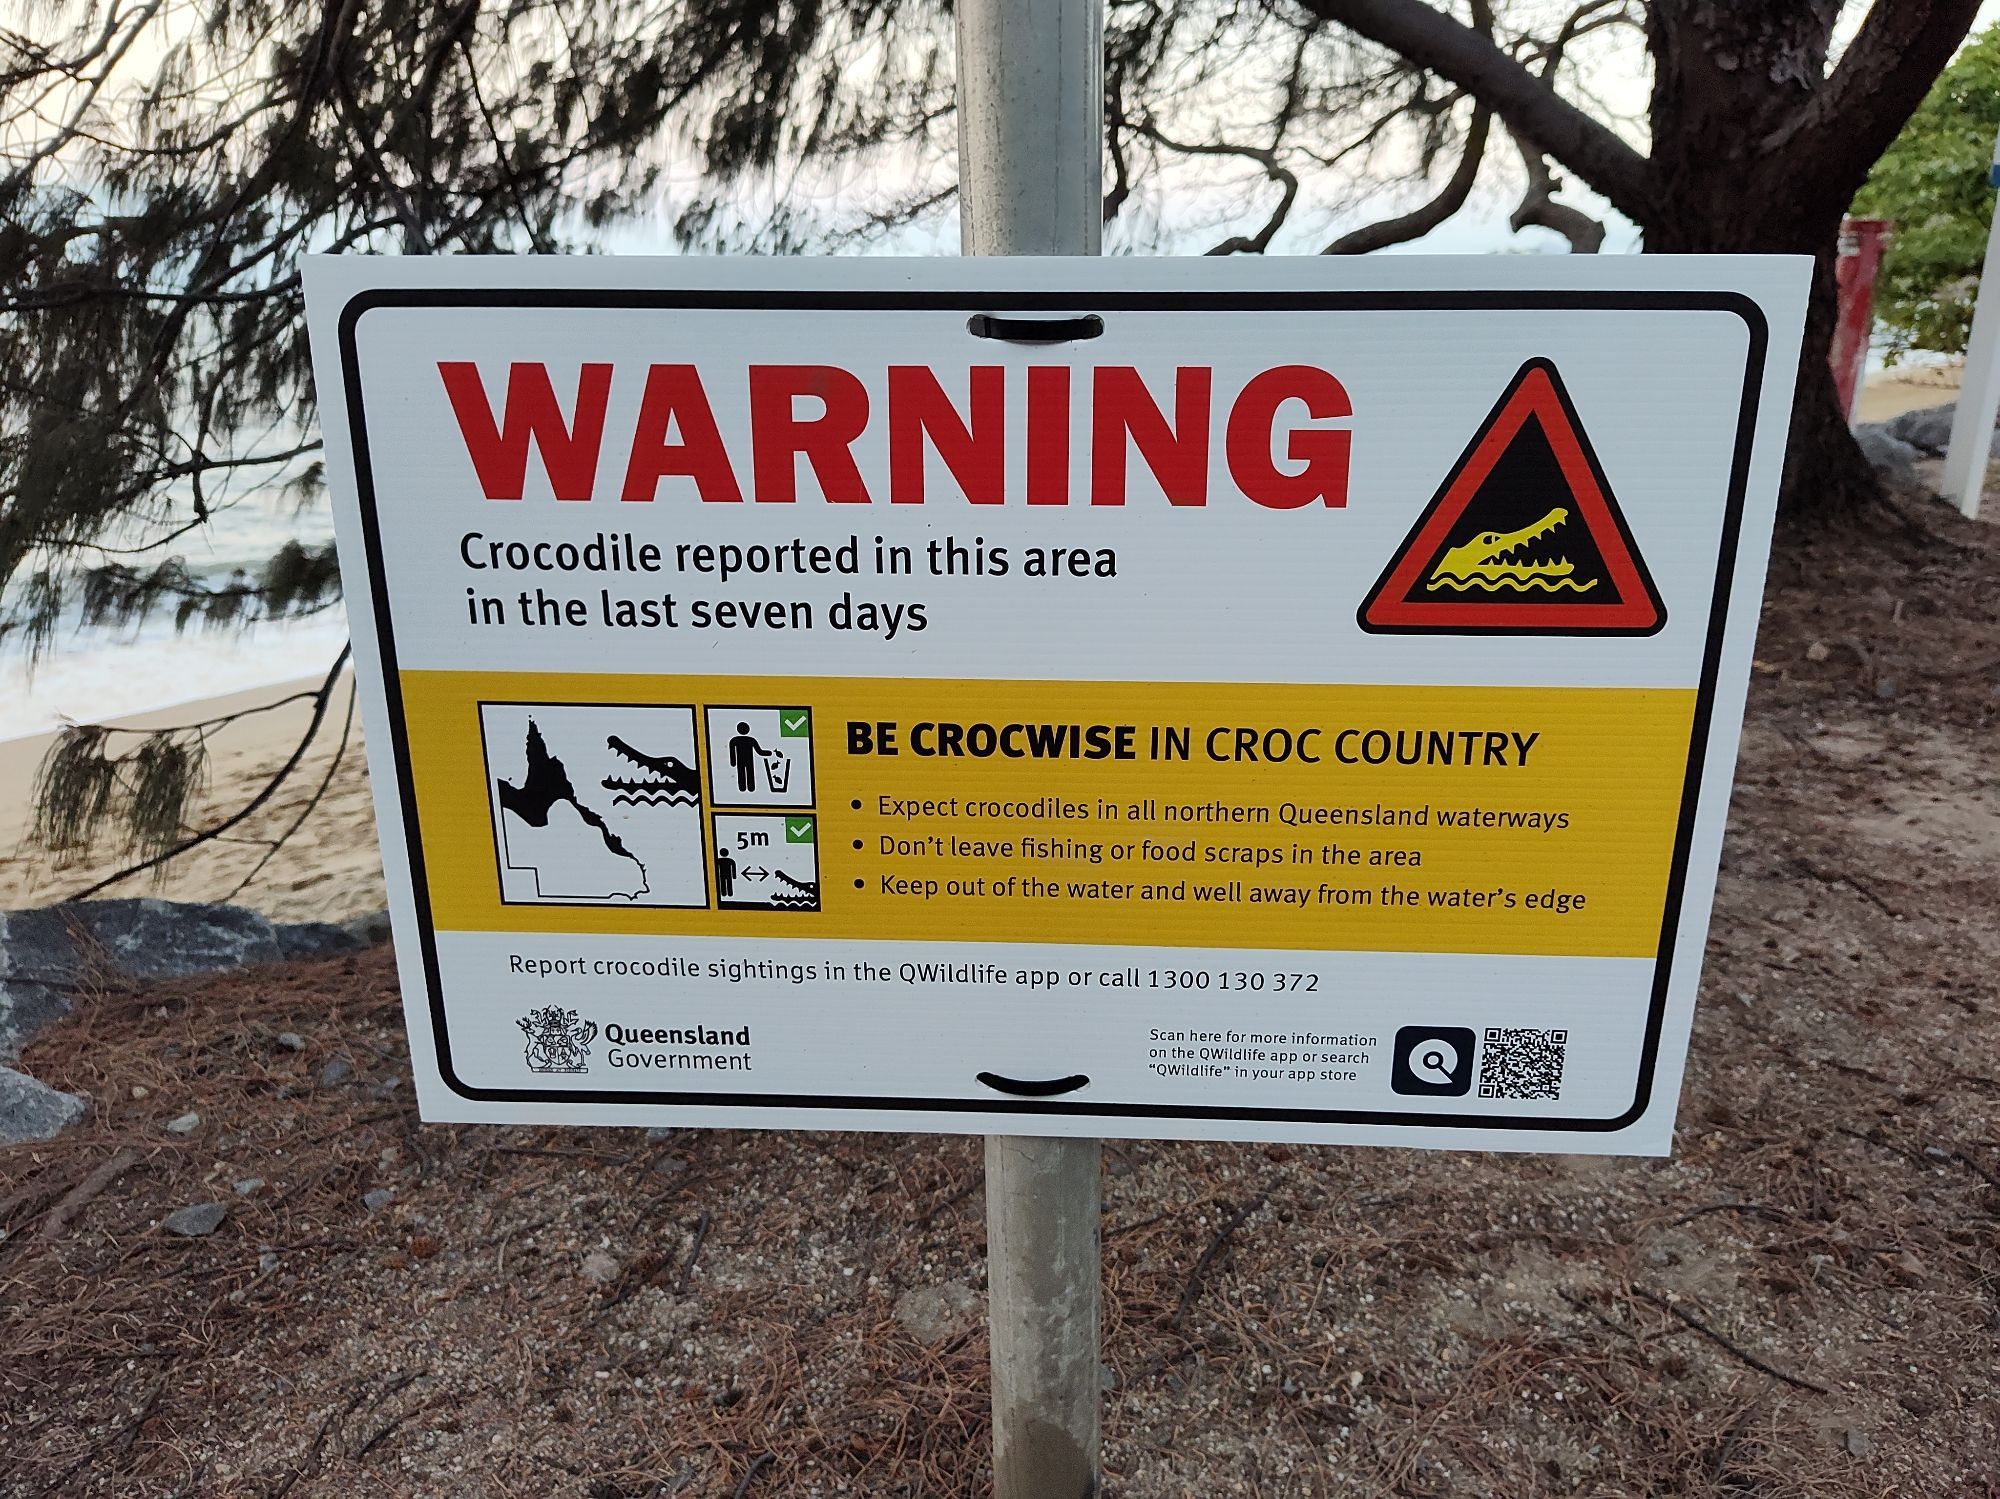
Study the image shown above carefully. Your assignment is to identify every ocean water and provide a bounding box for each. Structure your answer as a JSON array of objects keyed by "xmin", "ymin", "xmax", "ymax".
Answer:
[{"xmin": 1, "ymin": 494, "xmax": 350, "ymax": 743}]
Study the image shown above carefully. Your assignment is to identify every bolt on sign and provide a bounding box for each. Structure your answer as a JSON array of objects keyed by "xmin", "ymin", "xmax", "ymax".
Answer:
[{"xmin": 304, "ymin": 257, "xmax": 1807, "ymax": 1154}]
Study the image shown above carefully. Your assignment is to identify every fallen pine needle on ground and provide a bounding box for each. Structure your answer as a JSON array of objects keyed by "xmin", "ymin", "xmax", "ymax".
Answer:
[{"xmin": 3, "ymin": 491, "xmax": 2000, "ymax": 1497}]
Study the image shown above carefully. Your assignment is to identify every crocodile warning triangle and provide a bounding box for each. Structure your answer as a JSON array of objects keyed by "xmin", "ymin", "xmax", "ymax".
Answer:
[{"xmin": 1358, "ymin": 359, "xmax": 1664, "ymax": 635}]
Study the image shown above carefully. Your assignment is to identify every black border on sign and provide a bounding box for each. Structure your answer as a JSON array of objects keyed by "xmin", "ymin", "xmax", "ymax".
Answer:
[{"xmin": 335, "ymin": 286, "xmax": 1769, "ymax": 1134}]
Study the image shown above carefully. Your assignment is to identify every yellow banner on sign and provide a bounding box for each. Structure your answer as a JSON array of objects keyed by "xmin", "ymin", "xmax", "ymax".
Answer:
[{"xmin": 397, "ymin": 671, "xmax": 1694, "ymax": 958}]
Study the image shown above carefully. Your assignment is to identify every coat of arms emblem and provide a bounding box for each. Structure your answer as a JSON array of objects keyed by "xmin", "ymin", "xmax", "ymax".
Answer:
[{"xmin": 517, "ymin": 1006, "xmax": 597, "ymax": 1073}]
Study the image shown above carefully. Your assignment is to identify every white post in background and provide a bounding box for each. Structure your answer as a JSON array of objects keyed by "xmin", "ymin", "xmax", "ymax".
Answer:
[
  {"xmin": 956, "ymin": 2, "xmax": 1105, "ymax": 1496},
  {"xmin": 1940, "ymin": 126, "xmax": 2000, "ymax": 520}
]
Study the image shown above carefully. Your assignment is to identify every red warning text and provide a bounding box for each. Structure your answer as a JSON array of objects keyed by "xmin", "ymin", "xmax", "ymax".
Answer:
[{"xmin": 437, "ymin": 361, "xmax": 1353, "ymax": 509}]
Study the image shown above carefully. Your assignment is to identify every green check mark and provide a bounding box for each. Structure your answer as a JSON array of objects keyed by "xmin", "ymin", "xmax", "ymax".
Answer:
[
  {"xmin": 785, "ymin": 817, "xmax": 816, "ymax": 844},
  {"xmin": 779, "ymin": 708, "xmax": 811, "ymax": 737}
]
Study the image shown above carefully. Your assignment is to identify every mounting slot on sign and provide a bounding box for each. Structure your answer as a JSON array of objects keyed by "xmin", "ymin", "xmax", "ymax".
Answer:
[
  {"xmin": 966, "ymin": 313, "xmax": 1105, "ymax": 344},
  {"xmin": 977, "ymin": 1071, "xmax": 1091, "ymax": 1098}
]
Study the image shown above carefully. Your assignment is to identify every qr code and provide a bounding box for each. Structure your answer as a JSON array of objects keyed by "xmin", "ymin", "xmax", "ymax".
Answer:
[{"xmin": 1479, "ymin": 1027, "xmax": 1567, "ymax": 1100}]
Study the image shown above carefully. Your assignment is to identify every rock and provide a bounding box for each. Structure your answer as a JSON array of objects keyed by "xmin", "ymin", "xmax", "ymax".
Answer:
[
  {"xmin": 1853, "ymin": 423, "xmax": 1920, "ymax": 482},
  {"xmin": 0, "ymin": 900, "xmax": 372, "ymax": 1062},
  {"xmin": 130, "ymin": 1084, "xmax": 150, "ymax": 1099},
  {"xmin": 258, "ymin": 1250, "xmax": 281, "ymax": 1274},
  {"xmin": 1885, "ymin": 402, "xmax": 1957, "ymax": 455},
  {"xmin": 63, "ymin": 899, "xmax": 282, "ymax": 978},
  {"xmin": 0, "ymin": 908, "xmax": 81, "ymax": 1061},
  {"xmin": 362, "ymin": 1188, "xmax": 395, "ymax": 1213},
  {"xmin": 275, "ymin": 1032, "xmax": 306, "ymax": 1052},
  {"xmin": 892, "ymin": 1282, "xmax": 980, "ymax": 1345},
  {"xmin": 233, "ymin": 1177, "xmax": 266, "ymax": 1196},
  {"xmin": 368, "ymin": 1077, "xmax": 402, "ymax": 1099},
  {"xmin": 644, "ymin": 1127, "xmax": 675, "ymax": 1143},
  {"xmin": 0, "ymin": 1066, "xmax": 87, "ymax": 1144},
  {"xmin": 344, "ymin": 909, "xmax": 394, "ymax": 946},
  {"xmin": 1875, "ymin": 676, "xmax": 1900, "ymax": 700},
  {"xmin": 581, "ymin": 1250, "xmax": 621, "ymax": 1284},
  {"xmin": 1845, "ymin": 1428, "xmax": 1873, "ymax": 1458},
  {"xmin": 1806, "ymin": 640, "xmax": 1830, "ymax": 663},
  {"xmin": 317, "ymin": 1059, "xmax": 353, "ymax": 1087},
  {"xmin": 163, "ymin": 1201, "xmax": 228, "ymax": 1237},
  {"xmin": 1884, "ymin": 400, "xmax": 2000, "ymax": 459},
  {"xmin": 165, "ymin": 1111, "xmax": 201, "ymax": 1135},
  {"xmin": 275, "ymin": 920, "xmax": 365, "ymax": 961}
]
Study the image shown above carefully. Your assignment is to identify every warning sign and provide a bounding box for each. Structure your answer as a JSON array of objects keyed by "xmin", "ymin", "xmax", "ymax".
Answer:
[
  {"xmin": 304, "ymin": 256, "xmax": 1807, "ymax": 1154},
  {"xmin": 1359, "ymin": 360, "xmax": 1664, "ymax": 634}
]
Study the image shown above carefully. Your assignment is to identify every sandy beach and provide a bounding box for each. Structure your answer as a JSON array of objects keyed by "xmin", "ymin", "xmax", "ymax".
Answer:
[
  {"xmin": 1854, "ymin": 359, "xmax": 1962, "ymax": 422},
  {"xmin": 0, "ymin": 668, "xmax": 384, "ymax": 923}
]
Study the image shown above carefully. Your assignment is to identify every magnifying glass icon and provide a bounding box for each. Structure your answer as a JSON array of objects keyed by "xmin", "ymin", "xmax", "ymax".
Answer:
[{"xmin": 1415, "ymin": 1039, "xmax": 1461, "ymax": 1086}]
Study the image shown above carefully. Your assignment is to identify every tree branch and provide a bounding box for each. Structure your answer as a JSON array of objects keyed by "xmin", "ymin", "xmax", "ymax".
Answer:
[
  {"xmin": 1293, "ymin": 0, "xmax": 1653, "ymax": 222},
  {"xmin": 1764, "ymin": 0, "xmax": 1981, "ymax": 212},
  {"xmin": 64, "ymin": 645, "xmax": 353, "ymax": 901},
  {"xmin": 223, "ymin": 672, "xmax": 358, "ymax": 903},
  {"xmin": 1507, "ymin": 133, "xmax": 1605, "ymax": 252},
  {"xmin": 1324, "ymin": 98, "xmax": 1491, "ymax": 253},
  {"xmin": 1129, "ymin": 122, "xmax": 1301, "ymax": 255}
]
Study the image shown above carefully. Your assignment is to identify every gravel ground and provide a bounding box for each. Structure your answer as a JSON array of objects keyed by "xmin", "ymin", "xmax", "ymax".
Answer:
[{"xmin": 4, "ymin": 490, "xmax": 1999, "ymax": 1498}]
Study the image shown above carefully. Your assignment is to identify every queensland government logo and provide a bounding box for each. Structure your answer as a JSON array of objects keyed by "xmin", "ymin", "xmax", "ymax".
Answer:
[{"xmin": 518, "ymin": 1005, "xmax": 597, "ymax": 1073}]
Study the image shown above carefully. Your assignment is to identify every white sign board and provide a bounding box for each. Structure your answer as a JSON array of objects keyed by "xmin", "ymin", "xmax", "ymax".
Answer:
[{"xmin": 304, "ymin": 256, "xmax": 1807, "ymax": 1153}]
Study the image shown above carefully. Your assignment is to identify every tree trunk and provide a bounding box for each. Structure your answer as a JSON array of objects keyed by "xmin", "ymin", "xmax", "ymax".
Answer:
[
  {"xmin": 1643, "ymin": 1, "xmax": 1879, "ymax": 518},
  {"xmin": 1781, "ymin": 253, "xmax": 1883, "ymax": 516},
  {"xmin": 1305, "ymin": 0, "xmax": 1982, "ymax": 519}
]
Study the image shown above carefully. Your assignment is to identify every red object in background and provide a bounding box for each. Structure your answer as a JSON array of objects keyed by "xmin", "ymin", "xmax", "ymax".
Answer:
[{"xmin": 1832, "ymin": 219, "xmax": 1893, "ymax": 424}]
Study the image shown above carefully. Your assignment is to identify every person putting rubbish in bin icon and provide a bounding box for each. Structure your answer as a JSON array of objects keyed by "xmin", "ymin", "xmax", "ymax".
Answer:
[{"xmin": 728, "ymin": 722, "xmax": 764, "ymax": 794}]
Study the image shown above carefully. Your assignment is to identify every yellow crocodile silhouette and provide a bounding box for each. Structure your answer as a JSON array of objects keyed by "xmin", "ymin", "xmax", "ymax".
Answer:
[{"xmin": 1428, "ymin": 506, "xmax": 1599, "ymax": 594}]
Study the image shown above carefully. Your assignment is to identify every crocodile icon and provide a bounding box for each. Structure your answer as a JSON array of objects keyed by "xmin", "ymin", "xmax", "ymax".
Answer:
[
  {"xmin": 601, "ymin": 735, "xmax": 703, "ymax": 808},
  {"xmin": 1427, "ymin": 506, "xmax": 1599, "ymax": 595},
  {"xmin": 768, "ymin": 868, "xmax": 819, "ymax": 910}
]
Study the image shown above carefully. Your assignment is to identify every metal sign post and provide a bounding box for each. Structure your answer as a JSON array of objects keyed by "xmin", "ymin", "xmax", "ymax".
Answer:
[
  {"xmin": 956, "ymin": 0, "xmax": 1105, "ymax": 1493},
  {"xmin": 1941, "ymin": 126, "xmax": 2000, "ymax": 519}
]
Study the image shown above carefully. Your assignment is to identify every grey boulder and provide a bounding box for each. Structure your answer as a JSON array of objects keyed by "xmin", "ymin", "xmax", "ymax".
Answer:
[
  {"xmin": 1853, "ymin": 424, "xmax": 1920, "ymax": 483},
  {"xmin": 343, "ymin": 909, "xmax": 394, "ymax": 946},
  {"xmin": 276, "ymin": 920, "xmax": 366, "ymax": 961},
  {"xmin": 0, "ymin": 1066, "xmax": 87, "ymax": 1146},
  {"xmin": 1883, "ymin": 400, "xmax": 2000, "ymax": 459},
  {"xmin": 65, "ymin": 899, "xmax": 285, "ymax": 978},
  {"xmin": 0, "ymin": 899, "xmax": 369, "ymax": 1065},
  {"xmin": 0, "ymin": 907, "xmax": 85, "ymax": 1061},
  {"xmin": 1885, "ymin": 402, "xmax": 1957, "ymax": 454}
]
